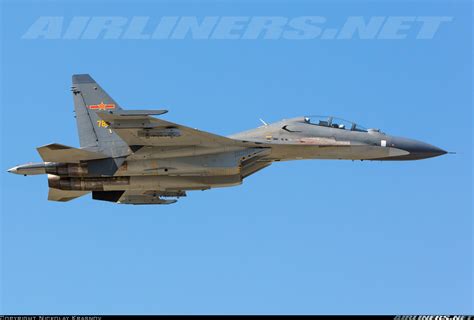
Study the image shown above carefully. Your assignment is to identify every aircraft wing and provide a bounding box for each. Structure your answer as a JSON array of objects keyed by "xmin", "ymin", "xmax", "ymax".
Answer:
[
  {"xmin": 96, "ymin": 112, "xmax": 244, "ymax": 148},
  {"xmin": 92, "ymin": 190, "xmax": 184, "ymax": 205}
]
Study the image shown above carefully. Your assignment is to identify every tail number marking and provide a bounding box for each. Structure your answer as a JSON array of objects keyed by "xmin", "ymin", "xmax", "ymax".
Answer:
[{"xmin": 97, "ymin": 120, "xmax": 109, "ymax": 128}]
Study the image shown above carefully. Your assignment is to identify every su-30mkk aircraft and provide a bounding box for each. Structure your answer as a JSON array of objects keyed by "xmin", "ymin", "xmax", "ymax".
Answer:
[{"xmin": 7, "ymin": 75, "xmax": 447, "ymax": 205}]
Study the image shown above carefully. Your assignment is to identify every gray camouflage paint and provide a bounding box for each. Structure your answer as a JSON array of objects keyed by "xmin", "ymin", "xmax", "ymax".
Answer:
[{"xmin": 7, "ymin": 75, "xmax": 447, "ymax": 204}]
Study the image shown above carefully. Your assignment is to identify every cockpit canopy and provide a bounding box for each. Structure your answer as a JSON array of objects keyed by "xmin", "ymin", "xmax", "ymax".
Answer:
[{"xmin": 303, "ymin": 116, "xmax": 368, "ymax": 132}]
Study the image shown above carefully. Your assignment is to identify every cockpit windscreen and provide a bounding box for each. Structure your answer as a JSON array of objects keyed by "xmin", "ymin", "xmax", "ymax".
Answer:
[{"xmin": 304, "ymin": 116, "xmax": 368, "ymax": 132}]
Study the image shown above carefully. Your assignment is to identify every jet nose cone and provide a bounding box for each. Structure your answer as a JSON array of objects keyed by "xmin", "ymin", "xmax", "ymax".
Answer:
[
  {"xmin": 391, "ymin": 137, "xmax": 447, "ymax": 160},
  {"xmin": 412, "ymin": 141, "xmax": 447, "ymax": 157},
  {"xmin": 428, "ymin": 146, "xmax": 447, "ymax": 157},
  {"xmin": 414, "ymin": 142, "xmax": 447, "ymax": 159}
]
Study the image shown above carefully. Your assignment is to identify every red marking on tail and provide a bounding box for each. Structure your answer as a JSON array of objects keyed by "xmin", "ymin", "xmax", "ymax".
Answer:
[{"xmin": 88, "ymin": 102, "xmax": 115, "ymax": 110}]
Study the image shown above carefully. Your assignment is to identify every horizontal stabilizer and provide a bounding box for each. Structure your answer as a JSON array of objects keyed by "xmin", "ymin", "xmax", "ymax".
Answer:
[
  {"xmin": 103, "ymin": 110, "xmax": 168, "ymax": 116},
  {"xmin": 48, "ymin": 188, "xmax": 90, "ymax": 202},
  {"xmin": 37, "ymin": 143, "xmax": 108, "ymax": 163}
]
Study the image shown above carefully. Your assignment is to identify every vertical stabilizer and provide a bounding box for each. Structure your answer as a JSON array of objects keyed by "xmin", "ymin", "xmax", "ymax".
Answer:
[{"xmin": 71, "ymin": 74, "xmax": 129, "ymax": 157}]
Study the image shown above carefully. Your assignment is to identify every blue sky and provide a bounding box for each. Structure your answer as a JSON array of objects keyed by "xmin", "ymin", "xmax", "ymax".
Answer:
[{"xmin": 1, "ymin": 0, "xmax": 472, "ymax": 315}]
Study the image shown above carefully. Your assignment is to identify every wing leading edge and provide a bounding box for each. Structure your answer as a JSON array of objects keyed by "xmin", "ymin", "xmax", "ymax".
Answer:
[{"xmin": 96, "ymin": 111, "xmax": 257, "ymax": 148}]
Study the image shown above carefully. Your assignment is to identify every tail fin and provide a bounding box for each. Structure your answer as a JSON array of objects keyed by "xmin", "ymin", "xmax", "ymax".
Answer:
[{"xmin": 71, "ymin": 74, "xmax": 129, "ymax": 157}]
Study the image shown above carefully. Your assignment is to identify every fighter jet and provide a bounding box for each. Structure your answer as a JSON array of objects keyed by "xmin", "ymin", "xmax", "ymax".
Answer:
[{"xmin": 7, "ymin": 74, "xmax": 447, "ymax": 205}]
